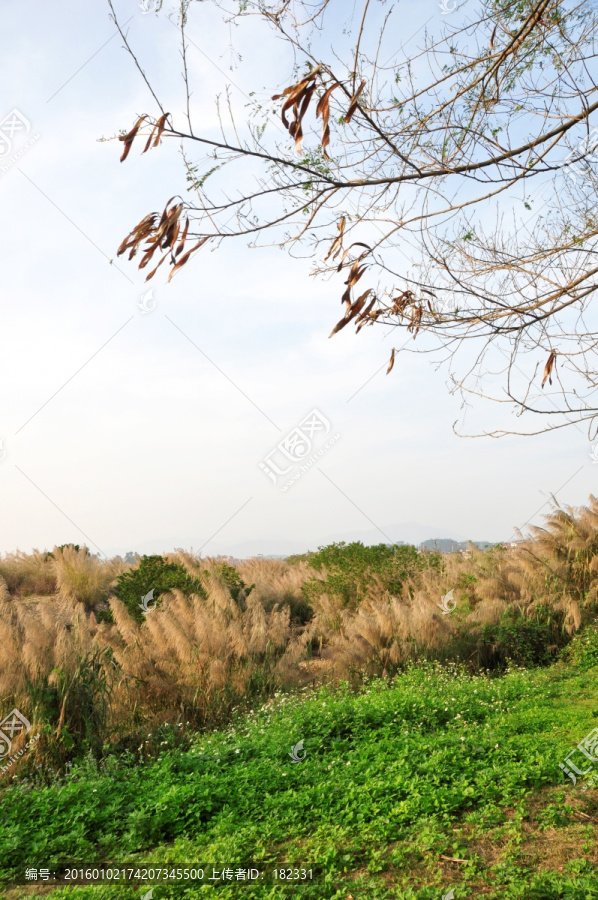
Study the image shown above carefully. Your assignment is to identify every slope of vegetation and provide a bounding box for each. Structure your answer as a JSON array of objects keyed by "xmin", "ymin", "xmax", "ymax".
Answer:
[
  {"xmin": 1, "ymin": 659, "xmax": 598, "ymax": 898},
  {"xmin": 1, "ymin": 496, "xmax": 598, "ymax": 896}
]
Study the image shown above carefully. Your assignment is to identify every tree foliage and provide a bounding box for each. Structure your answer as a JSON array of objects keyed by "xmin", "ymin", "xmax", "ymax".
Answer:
[
  {"xmin": 113, "ymin": 554, "xmax": 206, "ymax": 621},
  {"xmin": 302, "ymin": 540, "xmax": 439, "ymax": 607}
]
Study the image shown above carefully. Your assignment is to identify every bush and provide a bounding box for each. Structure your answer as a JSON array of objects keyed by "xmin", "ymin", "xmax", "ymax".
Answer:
[
  {"xmin": 302, "ymin": 541, "xmax": 440, "ymax": 608},
  {"xmin": 473, "ymin": 609, "xmax": 562, "ymax": 670},
  {"xmin": 562, "ymin": 621, "xmax": 598, "ymax": 670},
  {"xmin": 260, "ymin": 590, "xmax": 313, "ymax": 625},
  {"xmin": 52, "ymin": 544, "xmax": 90, "ymax": 556},
  {"xmin": 113, "ymin": 555, "xmax": 206, "ymax": 622},
  {"xmin": 210, "ymin": 561, "xmax": 254, "ymax": 606}
]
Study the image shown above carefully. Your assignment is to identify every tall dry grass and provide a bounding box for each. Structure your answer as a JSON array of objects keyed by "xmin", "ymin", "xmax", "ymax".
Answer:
[
  {"xmin": 0, "ymin": 546, "xmax": 128, "ymax": 605},
  {"xmin": 0, "ymin": 559, "xmax": 306, "ymax": 775},
  {"xmin": 0, "ymin": 549, "xmax": 56, "ymax": 598},
  {"xmin": 1, "ymin": 495, "xmax": 598, "ymax": 774},
  {"xmin": 236, "ymin": 556, "xmax": 313, "ymax": 622},
  {"xmin": 52, "ymin": 545, "xmax": 127, "ymax": 608},
  {"xmin": 312, "ymin": 497, "xmax": 598, "ymax": 680}
]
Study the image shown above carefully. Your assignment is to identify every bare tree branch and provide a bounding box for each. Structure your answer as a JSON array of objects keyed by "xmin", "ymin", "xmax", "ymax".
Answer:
[{"xmin": 108, "ymin": 0, "xmax": 598, "ymax": 437}]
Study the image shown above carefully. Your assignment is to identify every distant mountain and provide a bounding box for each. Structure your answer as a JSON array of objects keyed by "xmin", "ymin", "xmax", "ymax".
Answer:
[{"xmin": 418, "ymin": 539, "xmax": 495, "ymax": 553}]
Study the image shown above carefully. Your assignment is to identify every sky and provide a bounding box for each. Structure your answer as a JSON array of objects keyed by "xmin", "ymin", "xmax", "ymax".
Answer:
[{"xmin": 0, "ymin": 0, "xmax": 596, "ymax": 559}]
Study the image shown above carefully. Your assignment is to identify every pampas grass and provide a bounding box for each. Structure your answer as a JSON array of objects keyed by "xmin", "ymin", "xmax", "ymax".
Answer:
[
  {"xmin": 0, "ymin": 549, "xmax": 56, "ymax": 597},
  {"xmin": 52, "ymin": 545, "xmax": 126, "ymax": 608},
  {"xmin": 1, "ymin": 495, "xmax": 598, "ymax": 773}
]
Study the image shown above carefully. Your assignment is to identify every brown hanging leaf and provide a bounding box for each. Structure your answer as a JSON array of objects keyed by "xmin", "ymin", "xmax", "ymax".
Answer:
[
  {"xmin": 336, "ymin": 242, "xmax": 371, "ymax": 272},
  {"xmin": 316, "ymin": 82, "xmax": 341, "ymax": 159},
  {"xmin": 351, "ymin": 289, "xmax": 372, "ymax": 315},
  {"xmin": 145, "ymin": 253, "xmax": 168, "ymax": 282},
  {"xmin": 142, "ymin": 112, "xmax": 170, "ymax": 154},
  {"xmin": 407, "ymin": 304, "xmax": 423, "ymax": 338},
  {"xmin": 116, "ymin": 232, "xmax": 139, "ymax": 258},
  {"xmin": 328, "ymin": 288, "xmax": 372, "ymax": 338},
  {"xmin": 325, "ymin": 216, "xmax": 346, "ymax": 262},
  {"xmin": 119, "ymin": 116, "xmax": 147, "ymax": 162},
  {"xmin": 153, "ymin": 202, "xmax": 183, "ymax": 249},
  {"xmin": 337, "ymin": 251, "xmax": 372, "ymax": 308},
  {"xmin": 541, "ymin": 350, "xmax": 557, "ymax": 388},
  {"xmin": 167, "ymin": 237, "xmax": 210, "ymax": 282},
  {"xmin": 345, "ymin": 260, "xmax": 368, "ymax": 288},
  {"xmin": 391, "ymin": 291, "xmax": 414, "ymax": 315},
  {"xmin": 127, "ymin": 240, "xmax": 145, "ymax": 261},
  {"xmin": 117, "ymin": 196, "xmax": 209, "ymax": 283},
  {"xmin": 272, "ymin": 65, "xmax": 322, "ymax": 102},
  {"xmin": 279, "ymin": 78, "xmax": 314, "ymax": 124},
  {"xmin": 355, "ymin": 295, "xmax": 377, "ymax": 333},
  {"xmin": 116, "ymin": 212, "xmax": 158, "ymax": 257},
  {"xmin": 291, "ymin": 82, "xmax": 318, "ymax": 152},
  {"xmin": 387, "ymin": 348, "xmax": 396, "ymax": 374},
  {"xmin": 159, "ymin": 204, "xmax": 184, "ymax": 250},
  {"xmin": 329, "ymin": 288, "xmax": 372, "ymax": 337},
  {"xmin": 153, "ymin": 112, "xmax": 170, "ymax": 147},
  {"xmin": 345, "ymin": 80, "xmax": 366, "ymax": 124},
  {"xmin": 158, "ymin": 196, "xmax": 178, "ymax": 227},
  {"xmin": 176, "ymin": 217, "xmax": 190, "ymax": 256},
  {"xmin": 274, "ymin": 67, "xmax": 322, "ymax": 153},
  {"xmin": 166, "ymin": 216, "xmax": 181, "ymax": 251},
  {"xmin": 139, "ymin": 241, "xmax": 162, "ymax": 270}
]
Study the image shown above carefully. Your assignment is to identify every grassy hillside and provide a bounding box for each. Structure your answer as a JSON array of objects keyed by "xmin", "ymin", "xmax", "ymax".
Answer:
[
  {"xmin": 1, "ymin": 654, "xmax": 598, "ymax": 899},
  {"xmin": 2, "ymin": 497, "xmax": 598, "ymax": 897}
]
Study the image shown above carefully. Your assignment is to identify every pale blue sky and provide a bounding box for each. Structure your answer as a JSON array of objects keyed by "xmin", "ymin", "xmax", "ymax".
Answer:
[{"xmin": 0, "ymin": 0, "xmax": 595, "ymax": 558}]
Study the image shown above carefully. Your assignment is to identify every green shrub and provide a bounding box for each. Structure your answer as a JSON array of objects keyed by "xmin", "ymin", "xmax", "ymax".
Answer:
[
  {"xmin": 261, "ymin": 590, "xmax": 313, "ymax": 625},
  {"xmin": 113, "ymin": 555, "xmax": 206, "ymax": 622},
  {"xmin": 474, "ymin": 610, "xmax": 561, "ymax": 669},
  {"xmin": 53, "ymin": 544, "xmax": 89, "ymax": 556},
  {"xmin": 302, "ymin": 541, "xmax": 440, "ymax": 608},
  {"xmin": 95, "ymin": 607, "xmax": 114, "ymax": 625},
  {"xmin": 210, "ymin": 561, "xmax": 254, "ymax": 606},
  {"xmin": 562, "ymin": 621, "xmax": 598, "ymax": 670}
]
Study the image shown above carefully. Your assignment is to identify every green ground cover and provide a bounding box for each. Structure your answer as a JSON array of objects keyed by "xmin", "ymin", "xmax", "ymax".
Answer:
[{"xmin": 1, "ymin": 657, "xmax": 597, "ymax": 899}]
